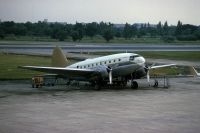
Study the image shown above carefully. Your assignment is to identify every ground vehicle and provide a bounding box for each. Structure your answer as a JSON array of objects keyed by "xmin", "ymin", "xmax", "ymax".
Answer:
[
  {"xmin": 31, "ymin": 75, "xmax": 57, "ymax": 88},
  {"xmin": 32, "ymin": 76, "xmax": 44, "ymax": 88}
]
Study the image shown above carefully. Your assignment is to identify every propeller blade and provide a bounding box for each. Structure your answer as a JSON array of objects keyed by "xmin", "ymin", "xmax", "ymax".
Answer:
[
  {"xmin": 109, "ymin": 69, "xmax": 113, "ymax": 84},
  {"xmin": 147, "ymin": 70, "xmax": 150, "ymax": 86}
]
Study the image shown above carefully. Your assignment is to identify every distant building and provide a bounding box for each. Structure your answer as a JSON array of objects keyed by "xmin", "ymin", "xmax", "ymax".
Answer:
[
  {"xmin": 43, "ymin": 19, "xmax": 48, "ymax": 23},
  {"xmin": 114, "ymin": 23, "xmax": 157, "ymax": 29},
  {"xmin": 113, "ymin": 24, "xmax": 125, "ymax": 29},
  {"xmin": 133, "ymin": 23, "xmax": 157, "ymax": 29}
]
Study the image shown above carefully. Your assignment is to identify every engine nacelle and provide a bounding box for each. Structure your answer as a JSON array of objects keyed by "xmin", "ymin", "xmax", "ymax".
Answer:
[
  {"xmin": 93, "ymin": 65, "xmax": 109, "ymax": 78},
  {"xmin": 134, "ymin": 68, "xmax": 146, "ymax": 79}
]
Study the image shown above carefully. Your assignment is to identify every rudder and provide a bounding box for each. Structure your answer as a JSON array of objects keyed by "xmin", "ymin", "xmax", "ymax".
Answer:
[{"xmin": 52, "ymin": 46, "xmax": 69, "ymax": 67}]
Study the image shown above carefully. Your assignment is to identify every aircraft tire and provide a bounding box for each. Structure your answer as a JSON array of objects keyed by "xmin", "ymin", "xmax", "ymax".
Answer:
[
  {"xmin": 131, "ymin": 81, "xmax": 138, "ymax": 89},
  {"xmin": 94, "ymin": 84, "xmax": 101, "ymax": 90},
  {"xmin": 153, "ymin": 80, "xmax": 158, "ymax": 88}
]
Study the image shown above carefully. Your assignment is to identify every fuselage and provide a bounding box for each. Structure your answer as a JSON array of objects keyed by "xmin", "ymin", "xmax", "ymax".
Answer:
[{"xmin": 68, "ymin": 53, "xmax": 146, "ymax": 78}]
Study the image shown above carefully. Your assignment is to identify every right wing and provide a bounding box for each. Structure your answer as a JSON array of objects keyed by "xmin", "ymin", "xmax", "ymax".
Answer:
[
  {"xmin": 150, "ymin": 64, "xmax": 176, "ymax": 69},
  {"xmin": 190, "ymin": 66, "xmax": 200, "ymax": 77}
]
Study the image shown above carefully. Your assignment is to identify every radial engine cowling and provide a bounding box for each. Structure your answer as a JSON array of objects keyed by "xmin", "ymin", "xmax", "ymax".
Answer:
[
  {"xmin": 134, "ymin": 68, "xmax": 146, "ymax": 79},
  {"xmin": 93, "ymin": 65, "xmax": 110, "ymax": 78}
]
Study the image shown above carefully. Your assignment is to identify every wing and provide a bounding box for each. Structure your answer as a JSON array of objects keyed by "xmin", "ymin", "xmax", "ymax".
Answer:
[
  {"xmin": 150, "ymin": 64, "xmax": 176, "ymax": 69},
  {"xmin": 19, "ymin": 66, "xmax": 100, "ymax": 80},
  {"xmin": 190, "ymin": 66, "xmax": 200, "ymax": 77}
]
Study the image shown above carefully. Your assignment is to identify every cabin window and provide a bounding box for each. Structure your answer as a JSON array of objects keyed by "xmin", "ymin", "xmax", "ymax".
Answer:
[
  {"xmin": 113, "ymin": 60, "xmax": 116, "ymax": 62},
  {"xmin": 77, "ymin": 66, "xmax": 79, "ymax": 68},
  {"xmin": 96, "ymin": 63, "xmax": 98, "ymax": 65},
  {"xmin": 104, "ymin": 61, "xmax": 107, "ymax": 64},
  {"xmin": 92, "ymin": 64, "xmax": 94, "ymax": 67},
  {"xmin": 80, "ymin": 66, "xmax": 82, "ymax": 69},
  {"xmin": 118, "ymin": 59, "xmax": 121, "ymax": 61},
  {"xmin": 109, "ymin": 61, "xmax": 111, "ymax": 63},
  {"xmin": 88, "ymin": 65, "xmax": 90, "ymax": 67},
  {"xmin": 100, "ymin": 62, "xmax": 102, "ymax": 65},
  {"xmin": 84, "ymin": 66, "xmax": 86, "ymax": 68}
]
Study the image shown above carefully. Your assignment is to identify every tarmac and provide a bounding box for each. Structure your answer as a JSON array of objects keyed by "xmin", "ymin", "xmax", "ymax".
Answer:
[{"xmin": 0, "ymin": 77, "xmax": 200, "ymax": 133}]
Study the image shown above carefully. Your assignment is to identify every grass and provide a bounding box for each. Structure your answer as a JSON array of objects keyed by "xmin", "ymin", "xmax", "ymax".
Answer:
[{"xmin": 0, "ymin": 53, "xmax": 51, "ymax": 79}]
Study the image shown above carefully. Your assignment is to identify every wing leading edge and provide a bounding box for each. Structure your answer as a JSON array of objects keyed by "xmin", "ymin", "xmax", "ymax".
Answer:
[{"xmin": 150, "ymin": 64, "xmax": 176, "ymax": 69}]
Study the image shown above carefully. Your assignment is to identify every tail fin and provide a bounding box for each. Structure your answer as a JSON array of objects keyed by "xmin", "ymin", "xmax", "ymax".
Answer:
[
  {"xmin": 52, "ymin": 46, "xmax": 70, "ymax": 67},
  {"xmin": 190, "ymin": 66, "xmax": 200, "ymax": 77}
]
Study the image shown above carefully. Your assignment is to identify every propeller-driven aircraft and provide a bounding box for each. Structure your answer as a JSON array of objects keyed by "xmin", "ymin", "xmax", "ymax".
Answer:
[{"xmin": 20, "ymin": 46, "xmax": 175, "ymax": 89}]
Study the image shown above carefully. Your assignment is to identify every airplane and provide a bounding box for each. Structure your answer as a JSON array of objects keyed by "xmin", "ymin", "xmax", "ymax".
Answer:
[{"xmin": 19, "ymin": 46, "xmax": 175, "ymax": 89}]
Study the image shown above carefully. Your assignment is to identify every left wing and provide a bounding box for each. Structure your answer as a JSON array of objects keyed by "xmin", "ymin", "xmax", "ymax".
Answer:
[{"xmin": 19, "ymin": 66, "xmax": 100, "ymax": 79}]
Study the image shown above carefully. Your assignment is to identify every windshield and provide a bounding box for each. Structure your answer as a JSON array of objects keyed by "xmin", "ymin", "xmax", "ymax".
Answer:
[{"xmin": 129, "ymin": 55, "xmax": 139, "ymax": 61}]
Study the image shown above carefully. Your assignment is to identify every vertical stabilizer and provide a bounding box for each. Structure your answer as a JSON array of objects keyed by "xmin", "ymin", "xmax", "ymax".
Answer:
[{"xmin": 52, "ymin": 46, "xmax": 69, "ymax": 67}]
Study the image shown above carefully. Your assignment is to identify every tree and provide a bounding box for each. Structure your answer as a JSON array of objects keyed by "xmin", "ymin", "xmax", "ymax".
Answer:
[
  {"xmin": 71, "ymin": 30, "xmax": 79, "ymax": 42},
  {"xmin": 163, "ymin": 21, "xmax": 169, "ymax": 35},
  {"xmin": 114, "ymin": 29, "xmax": 122, "ymax": 38},
  {"xmin": 175, "ymin": 20, "xmax": 182, "ymax": 36},
  {"xmin": 85, "ymin": 22, "xmax": 98, "ymax": 38},
  {"xmin": 73, "ymin": 22, "xmax": 84, "ymax": 41},
  {"xmin": 123, "ymin": 23, "xmax": 132, "ymax": 39},
  {"xmin": 57, "ymin": 30, "xmax": 66, "ymax": 41},
  {"xmin": 194, "ymin": 28, "xmax": 200, "ymax": 40},
  {"xmin": 157, "ymin": 21, "xmax": 163, "ymax": 36},
  {"xmin": 0, "ymin": 29, "xmax": 5, "ymax": 39},
  {"xmin": 103, "ymin": 29, "xmax": 114, "ymax": 42}
]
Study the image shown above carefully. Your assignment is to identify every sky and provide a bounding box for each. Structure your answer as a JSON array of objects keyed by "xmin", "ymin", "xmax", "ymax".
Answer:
[{"xmin": 0, "ymin": 0, "xmax": 199, "ymax": 25}]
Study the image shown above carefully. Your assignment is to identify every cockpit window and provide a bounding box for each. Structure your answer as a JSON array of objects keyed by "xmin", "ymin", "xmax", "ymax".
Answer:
[
  {"xmin": 129, "ymin": 55, "xmax": 139, "ymax": 61},
  {"xmin": 130, "ymin": 56, "xmax": 134, "ymax": 61}
]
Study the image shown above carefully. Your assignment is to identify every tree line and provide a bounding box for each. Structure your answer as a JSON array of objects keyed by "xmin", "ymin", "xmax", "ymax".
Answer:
[{"xmin": 0, "ymin": 20, "xmax": 200, "ymax": 42}]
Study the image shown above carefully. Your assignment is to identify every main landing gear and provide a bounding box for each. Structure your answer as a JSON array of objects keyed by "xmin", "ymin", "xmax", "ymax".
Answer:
[
  {"xmin": 131, "ymin": 81, "xmax": 138, "ymax": 89},
  {"xmin": 153, "ymin": 79, "xmax": 158, "ymax": 88}
]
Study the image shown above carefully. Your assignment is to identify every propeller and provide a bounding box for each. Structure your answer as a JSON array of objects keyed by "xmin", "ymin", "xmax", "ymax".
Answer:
[
  {"xmin": 145, "ymin": 63, "xmax": 155, "ymax": 86},
  {"xmin": 107, "ymin": 66, "xmax": 113, "ymax": 84}
]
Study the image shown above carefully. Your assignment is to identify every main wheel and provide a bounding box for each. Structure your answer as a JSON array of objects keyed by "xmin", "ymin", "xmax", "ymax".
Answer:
[
  {"xmin": 94, "ymin": 84, "xmax": 101, "ymax": 90},
  {"xmin": 131, "ymin": 81, "xmax": 138, "ymax": 89},
  {"xmin": 153, "ymin": 80, "xmax": 158, "ymax": 88}
]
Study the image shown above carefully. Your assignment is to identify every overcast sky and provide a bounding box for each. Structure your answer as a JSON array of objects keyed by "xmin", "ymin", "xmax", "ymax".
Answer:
[{"xmin": 0, "ymin": 0, "xmax": 199, "ymax": 25}]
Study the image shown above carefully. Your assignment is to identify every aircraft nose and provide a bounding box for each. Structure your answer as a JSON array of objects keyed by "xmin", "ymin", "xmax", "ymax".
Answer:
[{"xmin": 135, "ymin": 56, "xmax": 145, "ymax": 65}]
